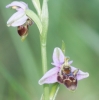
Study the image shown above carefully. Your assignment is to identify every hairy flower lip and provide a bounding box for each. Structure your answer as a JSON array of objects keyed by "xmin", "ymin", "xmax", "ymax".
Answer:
[{"xmin": 38, "ymin": 47, "xmax": 89, "ymax": 89}]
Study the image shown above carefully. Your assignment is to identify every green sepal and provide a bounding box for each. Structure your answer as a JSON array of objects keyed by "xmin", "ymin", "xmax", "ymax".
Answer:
[{"xmin": 32, "ymin": 0, "xmax": 41, "ymax": 17}]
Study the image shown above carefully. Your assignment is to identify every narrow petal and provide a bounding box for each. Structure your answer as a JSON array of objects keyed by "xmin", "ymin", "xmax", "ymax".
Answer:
[
  {"xmin": 38, "ymin": 67, "xmax": 60, "ymax": 85},
  {"xmin": 71, "ymin": 66, "xmax": 89, "ymax": 80},
  {"xmin": 7, "ymin": 10, "xmax": 27, "ymax": 26},
  {"xmin": 69, "ymin": 60, "xmax": 73, "ymax": 65},
  {"xmin": 6, "ymin": 1, "xmax": 28, "ymax": 10},
  {"xmin": 52, "ymin": 47, "xmax": 65, "ymax": 67},
  {"xmin": 71, "ymin": 66, "xmax": 77, "ymax": 72},
  {"xmin": 11, "ymin": 15, "xmax": 28, "ymax": 27}
]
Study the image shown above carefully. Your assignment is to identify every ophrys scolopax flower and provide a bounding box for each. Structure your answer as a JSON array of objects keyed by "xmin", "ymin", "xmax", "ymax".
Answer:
[
  {"xmin": 39, "ymin": 47, "xmax": 89, "ymax": 91},
  {"xmin": 6, "ymin": 1, "xmax": 33, "ymax": 40}
]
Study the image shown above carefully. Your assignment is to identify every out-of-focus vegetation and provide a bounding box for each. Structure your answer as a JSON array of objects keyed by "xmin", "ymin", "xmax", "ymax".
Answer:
[{"xmin": 0, "ymin": 0, "xmax": 99, "ymax": 100}]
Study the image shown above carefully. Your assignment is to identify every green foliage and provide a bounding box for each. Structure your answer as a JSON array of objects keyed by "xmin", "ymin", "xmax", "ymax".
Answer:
[{"xmin": 0, "ymin": 0, "xmax": 99, "ymax": 99}]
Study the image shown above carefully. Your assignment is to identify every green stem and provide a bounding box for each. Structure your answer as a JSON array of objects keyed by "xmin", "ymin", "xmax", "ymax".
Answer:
[
  {"xmin": 40, "ymin": 41, "xmax": 47, "ymax": 73},
  {"xmin": 40, "ymin": 0, "xmax": 49, "ymax": 99},
  {"xmin": 40, "ymin": 28, "xmax": 49, "ymax": 100},
  {"xmin": 40, "ymin": 39, "xmax": 49, "ymax": 100},
  {"xmin": 50, "ymin": 83, "xmax": 59, "ymax": 100}
]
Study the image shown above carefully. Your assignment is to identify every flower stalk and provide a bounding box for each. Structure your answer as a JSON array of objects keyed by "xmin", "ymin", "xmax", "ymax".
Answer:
[
  {"xmin": 50, "ymin": 83, "xmax": 59, "ymax": 100},
  {"xmin": 40, "ymin": 0, "xmax": 49, "ymax": 100}
]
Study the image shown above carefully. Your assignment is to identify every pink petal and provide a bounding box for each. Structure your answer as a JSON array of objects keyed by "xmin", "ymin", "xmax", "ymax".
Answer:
[
  {"xmin": 52, "ymin": 47, "xmax": 65, "ymax": 67},
  {"xmin": 71, "ymin": 66, "xmax": 89, "ymax": 80},
  {"xmin": 11, "ymin": 15, "xmax": 28, "ymax": 27},
  {"xmin": 71, "ymin": 66, "xmax": 77, "ymax": 72},
  {"xmin": 69, "ymin": 60, "xmax": 73, "ymax": 65},
  {"xmin": 6, "ymin": 1, "xmax": 28, "ymax": 10},
  {"xmin": 38, "ymin": 67, "xmax": 60, "ymax": 85},
  {"xmin": 7, "ymin": 10, "xmax": 27, "ymax": 27},
  {"xmin": 20, "ymin": 1, "xmax": 28, "ymax": 8}
]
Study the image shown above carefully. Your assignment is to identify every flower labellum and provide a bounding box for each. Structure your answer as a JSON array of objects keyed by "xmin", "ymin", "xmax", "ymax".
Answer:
[
  {"xmin": 57, "ymin": 58, "xmax": 79, "ymax": 91},
  {"xmin": 17, "ymin": 19, "xmax": 32, "ymax": 41},
  {"xmin": 39, "ymin": 47, "xmax": 89, "ymax": 91},
  {"xmin": 6, "ymin": 1, "xmax": 33, "ymax": 40}
]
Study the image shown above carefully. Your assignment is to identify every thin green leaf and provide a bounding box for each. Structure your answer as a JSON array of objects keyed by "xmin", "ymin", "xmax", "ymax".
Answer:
[
  {"xmin": 50, "ymin": 83, "xmax": 59, "ymax": 100},
  {"xmin": 25, "ymin": 9, "xmax": 42, "ymax": 33},
  {"xmin": 32, "ymin": 0, "xmax": 41, "ymax": 17}
]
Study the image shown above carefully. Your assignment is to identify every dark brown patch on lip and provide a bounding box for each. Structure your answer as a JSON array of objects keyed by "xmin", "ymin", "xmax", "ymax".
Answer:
[
  {"xmin": 17, "ymin": 25, "xmax": 28, "ymax": 36},
  {"xmin": 17, "ymin": 18, "xmax": 33, "ymax": 37},
  {"xmin": 64, "ymin": 77, "xmax": 77, "ymax": 91},
  {"xmin": 57, "ymin": 63, "xmax": 79, "ymax": 91}
]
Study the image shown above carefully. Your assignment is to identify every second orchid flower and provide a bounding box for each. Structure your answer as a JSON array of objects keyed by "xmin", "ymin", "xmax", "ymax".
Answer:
[{"xmin": 39, "ymin": 47, "xmax": 89, "ymax": 91}]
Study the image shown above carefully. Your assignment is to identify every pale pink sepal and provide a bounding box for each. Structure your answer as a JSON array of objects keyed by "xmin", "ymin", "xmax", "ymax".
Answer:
[
  {"xmin": 71, "ymin": 66, "xmax": 89, "ymax": 80},
  {"xmin": 39, "ymin": 67, "xmax": 60, "ymax": 85},
  {"xmin": 77, "ymin": 70, "xmax": 89, "ymax": 80},
  {"xmin": 52, "ymin": 47, "xmax": 65, "ymax": 67},
  {"xmin": 11, "ymin": 15, "xmax": 28, "ymax": 27},
  {"xmin": 6, "ymin": 1, "xmax": 28, "ymax": 10},
  {"xmin": 7, "ymin": 10, "xmax": 27, "ymax": 27}
]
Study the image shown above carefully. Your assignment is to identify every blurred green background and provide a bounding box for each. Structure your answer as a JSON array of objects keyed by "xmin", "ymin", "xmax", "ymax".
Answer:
[{"xmin": 0, "ymin": 0, "xmax": 99, "ymax": 100}]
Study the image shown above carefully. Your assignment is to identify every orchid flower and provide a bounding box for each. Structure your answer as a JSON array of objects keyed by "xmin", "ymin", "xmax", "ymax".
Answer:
[
  {"xmin": 39, "ymin": 47, "xmax": 89, "ymax": 91},
  {"xmin": 6, "ymin": 1, "xmax": 30, "ymax": 27},
  {"xmin": 6, "ymin": 1, "xmax": 33, "ymax": 40}
]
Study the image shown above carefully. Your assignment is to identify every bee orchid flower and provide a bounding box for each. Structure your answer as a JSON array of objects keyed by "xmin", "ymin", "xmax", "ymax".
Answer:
[
  {"xmin": 6, "ymin": 1, "xmax": 29, "ymax": 27},
  {"xmin": 6, "ymin": 1, "xmax": 33, "ymax": 40},
  {"xmin": 39, "ymin": 47, "xmax": 89, "ymax": 91}
]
